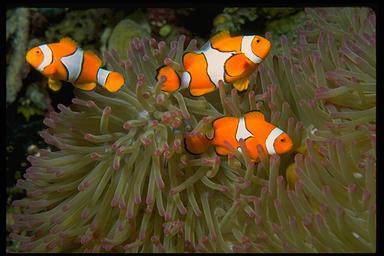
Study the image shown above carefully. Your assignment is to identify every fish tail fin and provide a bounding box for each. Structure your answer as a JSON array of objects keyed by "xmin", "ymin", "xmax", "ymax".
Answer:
[
  {"xmin": 184, "ymin": 132, "xmax": 211, "ymax": 155},
  {"xmin": 156, "ymin": 65, "xmax": 180, "ymax": 93},
  {"xmin": 101, "ymin": 69, "xmax": 125, "ymax": 92}
]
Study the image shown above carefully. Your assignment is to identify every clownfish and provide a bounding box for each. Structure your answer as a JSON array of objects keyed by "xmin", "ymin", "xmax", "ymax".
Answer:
[
  {"xmin": 156, "ymin": 31, "xmax": 271, "ymax": 97},
  {"xmin": 26, "ymin": 37, "xmax": 124, "ymax": 92},
  {"xmin": 184, "ymin": 111, "xmax": 293, "ymax": 162}
]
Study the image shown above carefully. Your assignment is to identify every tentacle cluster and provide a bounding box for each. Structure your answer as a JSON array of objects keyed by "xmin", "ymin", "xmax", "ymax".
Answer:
[{"xmin": 10, "ymin": 7, "xmax": 375, "ymax": 252}]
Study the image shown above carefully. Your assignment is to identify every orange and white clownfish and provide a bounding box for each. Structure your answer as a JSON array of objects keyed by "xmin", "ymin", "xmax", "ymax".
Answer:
[
  {"xmin": 26, "ymin": 37, "xmax": 124, "ymax": 92},
  {"xmin": 156, "ymin": 31, "xmax": 271, "ymax": 97},
  {"xmin": 184, "ymin": 111, "xmax": 293, "ymax": 162}
]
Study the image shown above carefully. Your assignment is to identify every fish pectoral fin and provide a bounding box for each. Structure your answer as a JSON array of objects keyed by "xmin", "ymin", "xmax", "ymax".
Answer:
[
  {"xmin": 74, "ymin": 82, "xmax": 97, "ymax": 91},
  {"xmin": 48, "ymin": 78, "xmax": 62, "ymax": 91},
  {"xmin": 44, "ymin": 65, "xmax": 57, "ymax": 76},
  {"xmin": 224, "ymin": 53, "xmax": 250, "ymax": 78},
  {"xmin": 233, "ymin": 78, "xmax": 250, "ymax": 91}
]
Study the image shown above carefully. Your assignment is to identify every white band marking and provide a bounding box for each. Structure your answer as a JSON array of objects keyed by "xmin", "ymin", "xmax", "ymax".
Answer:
[
  {"xmin": 265, "ymin": 127, "xmax": 284, "ymax": 155},
  {"xmin": 241, "ymin": 36, "xmax": 263, "ymax": 64},
  {"xmin": 181, "ymin": 71, "xmax": 191, "ymax": 89},
  {"xmin": 37, "ymin": 44, "xmax": 53, "ymax": 72},
  {"xmin": 61, "ymin": 48, "xmax": 84, "ymax": 82},
  {"xmin": 202, "ymin": 42, "xmax": 235, "ymax": 87},
  {"xmin": 235, "ymin": 117, "xmax": 253, "ymax": 142},
  {"xmin": 97, "ymin": 68, "xmax": 111, "ymax": 87}
]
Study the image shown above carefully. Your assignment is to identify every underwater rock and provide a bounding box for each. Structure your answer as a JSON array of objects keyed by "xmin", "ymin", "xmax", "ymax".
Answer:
[
  {"xmin": 6, "ymin": 8, "xmax": 30, "ymax": 104},
  {"xmin": 25, "ymin": 83, "xmax": 51, "ymax": 111}
]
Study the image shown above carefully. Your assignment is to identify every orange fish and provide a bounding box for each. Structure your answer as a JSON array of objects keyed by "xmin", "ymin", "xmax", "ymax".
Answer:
[
  {"xmin": 156, "ymin": 31, "xmax": 271, "ymax": 96},
  {"xmin": 26, "ymin": 37, "xmax": 124, "ymax": 92},
  {"xmin": 184, "ymin": 111, "xmax": 293, "ymax": 162}
]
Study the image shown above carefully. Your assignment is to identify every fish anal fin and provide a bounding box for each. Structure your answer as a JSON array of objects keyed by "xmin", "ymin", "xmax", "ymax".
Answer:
[
  {"xmin": 225, "ymin": 53, "xmax": 250, "ymax": 78},
  {"xmin": 74, "ymin": 82, "xmax": 97, "ymax": 91},
  {"xmin": 84, "ymin": 50, "xmax": 102, "ymax": 66},
  {"xmin": 210, "ymin": 30, "xmax": 231, "ymax": 46},
  {"xmin": 245, "ymin": 110, "xmax": 265, "ymax": 121},
  {"xmin": 60, "ymin": 37, "xmax": 78, "ymax": 49},
  {"xmin": 215, "ymin": 146, "xmax": 230, "ymax": 156},
  {"xmin": 233, "ymin": 78, "xmax": 250, "ymax": 91},
  {"xmin": 48, "ymin": 78, "xmax": 62, "ymax": 91},
  {"xmin": 189, "ymin": 87, "xmax": 215, "ymax": 97}
]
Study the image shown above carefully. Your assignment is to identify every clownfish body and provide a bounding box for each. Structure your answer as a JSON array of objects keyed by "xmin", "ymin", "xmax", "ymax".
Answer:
[
  {"xmin": 156, "ymin": 31, "xmax": 271, "ymax": 96},
  {"xmin": 26, "ymin": 37, "xmax": 124, "ymax": 92},
  {"xmin": 184, "ymin": 111, "xmax": 293, "ymax": 162}
]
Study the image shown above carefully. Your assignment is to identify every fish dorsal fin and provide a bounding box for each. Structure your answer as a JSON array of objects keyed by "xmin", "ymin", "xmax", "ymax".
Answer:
[
  {"xmin": 60, "ymin": 37, "xmax": 78, "ymax": 49},
  {"xmin": 245, "ymin": 110, "xmax": 265, "ymax": 121},
  {"xmin": 210, "ymin": 30, "xmax": 231, "ymax": 46},
  {"xmin": 84, "ymin": 50, "xmax": 102, "ymax": 66}
]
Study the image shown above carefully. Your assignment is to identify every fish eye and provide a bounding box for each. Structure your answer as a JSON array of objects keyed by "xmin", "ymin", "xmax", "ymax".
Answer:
[
  {"xmin": 36, "ymin": 50, "xmax": 40, "ymax": 54},
  {"xmin": 280, "ymin": 138, "xmax": 286, "ymax": 142},
  {"xmin": 256, "ymin": 39, "xmax": 260, "ymax": 43}
]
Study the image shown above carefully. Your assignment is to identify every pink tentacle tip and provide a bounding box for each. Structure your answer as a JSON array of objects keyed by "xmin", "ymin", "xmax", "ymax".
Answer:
[
  {"xmin": 86, "ymin": 100, "xmax": 96, "ymax": 108},
  {"xmin": 142, "ymin": 137, "xmax": 152, "ymax": 146},
  {"xmin": 103, "ymin": 106, "xmax": 112, "ymax": 115},
  {"xmin": 142, "ymin": 91, "xmax": 151, "ymax": 99},
  {"xmin": 84, "ymin": 133, "xmax": 93, "ymax": 141},
  {"xmin": 123, "ymin": 121, "xmax": 132, "ymax": 130},
  {"xmin": 151, "ymin": 120, "xmax": 159, "ymax": 127},
  {"xmin": 164, "ymin": 57, "xmax": 172, "ymax": 65},
  {"xmin": 163, "ymin": 150, "xmax": 172, "ymax": 159},
  {"xmin": 164, "ymin": 212, "xmax": 171, "ymax": 221},
  {"xmin": 90, "ymin": 152, "xmax": 102, "ymax": 160},
  {"xmin": 134, "ymin": 195, "xmax": 142, "ymax": 204},
  {"xmin": 137, "ymin": 73, "xmax": 145, "ymax": 81},
  {"xmin": 113, "ymin": 159, "xmax": 120, "ymax": 170},
  {"xmin": 156, "ymin": 178, "xmax": 165, "ymax": 190},
  {"xmin": 146, "ymin": 195, "xmax": 154, "ymax": 206}
]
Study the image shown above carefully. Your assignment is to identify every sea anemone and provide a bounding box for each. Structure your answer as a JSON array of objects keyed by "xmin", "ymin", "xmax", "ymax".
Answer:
[{"xmin": 9, "ymin": 7, "xmax": 375, "ymax": 252}]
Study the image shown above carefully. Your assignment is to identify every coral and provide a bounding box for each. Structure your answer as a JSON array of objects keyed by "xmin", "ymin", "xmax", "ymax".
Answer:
[
  {"xmin": 147, "ymin": 8, "xmax": 177, "ymax": 30},
  {"xmin": 9, "ymin": 7, "xmax": 375, "ymax": 253},
  {"xmin": 213, "ymin": 7, "xmax": 260, "ymax": 34},
  {"xmin": 6, "ymin": 8, "xmax": 30, "ymax": 104},
  {"xmin": 265, "ymin": 11, "xmax": 306, "ymax": 54},
  {"xmin": 146, "ymin": 8, "xmax": 197, "ymax": 46},
  {"xmin": 213, "ymin": 7, "xmax": 300, "ymax": 35},
  {"xmin": 45, "ymin": 9, "xmax": 115, "ymax": 49}
]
